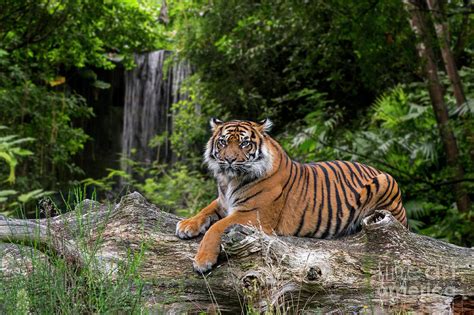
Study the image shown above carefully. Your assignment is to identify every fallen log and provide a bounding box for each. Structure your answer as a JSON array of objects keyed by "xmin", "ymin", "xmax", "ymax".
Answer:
[{"xmin": 0, "ymin": 192, "xmax": 473, "ymax": 313}]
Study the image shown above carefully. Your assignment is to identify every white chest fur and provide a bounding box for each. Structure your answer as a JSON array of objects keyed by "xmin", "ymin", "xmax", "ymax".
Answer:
[{"xmin": 217, "ymin": 176, "xmax": 240, "ymax": 216}]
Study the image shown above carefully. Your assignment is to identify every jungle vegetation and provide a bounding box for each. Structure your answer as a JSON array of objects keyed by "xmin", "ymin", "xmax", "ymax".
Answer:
[{"xmin": 0, "ymin": 0, "xmax": 473, "ymax": 248}]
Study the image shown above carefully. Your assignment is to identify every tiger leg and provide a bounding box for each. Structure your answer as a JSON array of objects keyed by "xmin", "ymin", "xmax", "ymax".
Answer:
[
  {"xmin": 357, "ymin": 174, "xmax": 408, "ymax": 227},
  {"xmin": 176, "ymin": 199, "xmax": 221, "ymax": 239},
  {"xmin": 193, "ymin": 211, "xmax": 271, "ymax": 273}
]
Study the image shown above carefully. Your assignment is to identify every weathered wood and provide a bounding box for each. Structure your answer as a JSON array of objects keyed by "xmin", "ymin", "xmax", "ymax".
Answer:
[{"xmin": 0, "ymin": 192, "xmax": 473, "ymax": 313}]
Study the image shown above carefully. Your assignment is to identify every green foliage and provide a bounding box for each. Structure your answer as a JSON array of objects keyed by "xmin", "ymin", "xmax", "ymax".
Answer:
[
  {"xmin": 138, "ymin": 164, "xmax": 215, "ymax": 216},
  {"xmin": 0, "ymin": 62, "xmax": 93, "ymax": 190},
  {"xmin": 0, "ymin": 127, "xmax": 52, "ymax": 214},
  {"xmin": 0, "ymin": 192, "xmax": 146, "ymax": 313},
  {"xmin": 0, "ymin": 0, "xmax": 165, "ymax": 210},
  {"xmin": 84, "ymin": 158, "xmax": 215, "ymax": 218},
  {"xmin": 169, "ymin": 76, "xmax": 214, "ymax": 161},
  {"xmin": 0, "ymin": 0, "xmax": 164, "ymax": 70},
  {"xmin": 0, "ymin": 126, "xmax": 34, "ymax": 184},
  {"xmin": 175, "ymin": 0, "xmax": 418, "ymax": 127}
]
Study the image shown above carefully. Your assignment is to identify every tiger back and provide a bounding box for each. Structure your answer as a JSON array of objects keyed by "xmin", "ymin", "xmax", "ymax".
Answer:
[{"xmin": 176, "ymin": 118, "xmax": 408, "ymax": 273}]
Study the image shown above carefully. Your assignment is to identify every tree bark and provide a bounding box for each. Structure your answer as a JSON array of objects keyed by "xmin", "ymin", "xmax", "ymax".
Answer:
[
  {"xmin": 402, "ymin": 0, "xmax": 471, "ymax": 213},
  {"xmin": 453, "ymin": 0, "xmax": 472, "ymax": 67},
  {"xmin": 426, "ymin": 0, "xmax": 465, "ymax": 106},
  {"xmin": 0, "ymin": 193, "xmax": 473, "ymax": 313},
  {"xmin": 426, "ymin": 0, "xmax": 474, "ymax": 163}
]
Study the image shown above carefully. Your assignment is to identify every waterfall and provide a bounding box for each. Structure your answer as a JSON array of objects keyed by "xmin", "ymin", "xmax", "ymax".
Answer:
[{"xmin": 122, "ymin": 50, "xmax": 192, "ymax": 172}]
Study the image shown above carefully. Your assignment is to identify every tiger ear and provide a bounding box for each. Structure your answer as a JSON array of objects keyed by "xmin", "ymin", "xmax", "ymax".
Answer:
[
  {"xmin": 257, "ymin": 118, "xmax": 273, "ymax": 133},
  {"xmin": 209, "ymin": 117, "xmax": 223, "ymax": 130}
]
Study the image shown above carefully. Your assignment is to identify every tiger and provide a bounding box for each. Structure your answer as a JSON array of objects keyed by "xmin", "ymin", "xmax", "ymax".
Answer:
[{"xmin": 176, "ymin": 118, "xmax": 408, "ymax": 273}]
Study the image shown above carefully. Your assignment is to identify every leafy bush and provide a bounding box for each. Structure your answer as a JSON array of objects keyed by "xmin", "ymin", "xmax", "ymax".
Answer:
[{"xmin": 0, "ymin": 127, "xmax": 52, "ymax": 215}]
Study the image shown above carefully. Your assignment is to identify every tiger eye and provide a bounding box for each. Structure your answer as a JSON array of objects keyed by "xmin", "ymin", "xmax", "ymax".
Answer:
[{"xmin": 240, "ymin": 140, "xmax": 250, "ymax": 148}]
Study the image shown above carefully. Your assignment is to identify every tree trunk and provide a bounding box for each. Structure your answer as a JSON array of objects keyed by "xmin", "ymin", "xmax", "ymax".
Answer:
[
  {"xmin": 1, "ymin": 193, "xmax": 473, "ymax": 313},
  {"xmin": 426, "ymin": 0, "xmax": 474, "ymax": 164},
  {"xmin": 426, "ymin": 0, "xmax": 466, "ymax": 106},
  {"xmin": 453, "ymin": 0, "xmax": 472, "ymax": 67},
  {"xmin": 402, "ymin": 0, "xmax": 470, "ymax": 213}
]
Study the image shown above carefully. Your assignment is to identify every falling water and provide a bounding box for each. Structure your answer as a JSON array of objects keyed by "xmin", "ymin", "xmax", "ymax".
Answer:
[{"xmin": 122, "ymin": 50, "xmax": 192, "ymax": 172}]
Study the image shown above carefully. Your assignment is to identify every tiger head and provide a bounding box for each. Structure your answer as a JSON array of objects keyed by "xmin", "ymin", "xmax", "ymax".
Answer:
[{"xmin": 205, "ymin": 118, "xmax": 274, "ymax": 179}]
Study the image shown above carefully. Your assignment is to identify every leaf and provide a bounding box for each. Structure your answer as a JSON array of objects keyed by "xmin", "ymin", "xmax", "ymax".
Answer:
[
  {"xmin": 0, "ymin": 151, "xmax": 17, "ymax": 183},
  {"xmin": 0, "ymin": 135, "xmax": 18, "ymax": 143},
  {"xmin": 92, "ymin": 80, "xmax": 111, "ymax": 89},
  {"xmin": 0, "ymin": 190, "xmax": 17, "ymax": 197},
  {"xmin": 8, "ymin": 137, "xmax": 35, "ymax": 146},
  {"xmin": 10, "ymin": 148, "xmax": 33, "ymax": 156},
  {"xmin": 49, "ymin": 76, "xmax": 66, "ymax": 87},
  {"xmin": 17, "ymin": 189, "xmax": 52, "ymax": 203}
]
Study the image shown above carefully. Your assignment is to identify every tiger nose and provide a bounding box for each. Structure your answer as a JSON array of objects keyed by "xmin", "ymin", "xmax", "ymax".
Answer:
[{"xmin": 225, "ymin": 157, "xmax": 236, "ymax": 164}]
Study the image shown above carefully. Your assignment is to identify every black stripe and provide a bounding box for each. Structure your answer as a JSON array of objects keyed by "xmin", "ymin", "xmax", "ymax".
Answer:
[
  {"xmin": 325, "ymin": 162, "xmax": 343, "ymax": 236},
  {"xmin": 256, "ymin": 136, "xmax": 263, "ymax": 157},
  {"xmin": 392, "ymin": 202, "xmax": 403, "ymax": 216},
  {"xmin": 313, "ymin": 166, "xmax": 325, "ymax": 237},
  {"xmin": 377, "ymin": 175, "xmax": 395, "ymax": 207},
  {"xmin": 276, "ymin": 163, "xmax": 301, "ymax": 228},
  {"xmin": 373, "ymin": 176, "xmax": 380, "ymax": 193},
  {"xmin": 352, "ymin": 162, "xmax": 369, "ymax": 181},
  {"xmin": 328, "ymin": 161, "xmax": 356, "ymax": 235},
  {"xmin": 296, "ymin": 165, "xmax": 310, "ymax": 206},
  {"xmin": 284, "ymin": 162, "xmax": 301, "ymax": 199},
  {"xmin": 274, "ymin": 161, "xmax": 295, "ymax": 201},
  {"xmin": 399, "ymin": 209, "xmax": 407, "ymax": 223},
  {"xmin": 341, "ymin": 161, "xmax": 364, "ymax": 187},
  {"xmin": 230, "ymin": 176, "xmax": 258, "ymax": 198},
  {"xmin": 319, "ymin": 164, "xmax": 333, "ymax": 239},
  {"xmin": 332, "ymin": 161, "xmax": 358, "ymax": 230},
  {"xmin": 360, "ymin": 183, "xmax": 373, "ymax": 210},
  {"xmin": 332, "ymin": 161, "xmax": 360, "ymax": 198},
  {"xmin": 303, "ymin": 165, "xmax": 319, "ymax": 237},
  {"xmin": 238, "ymin": 207, "xmax": 259, "ymax": 213},
  {"xmin": 239, "ymin": 145, "xmax": 283, "ymax": 192},
  {"xmin": 294, "ymin": 204, "xmax": 309, "ymax": 236},
  {"xmin": 368, "ymin": 165, "xmax": 380, "ymax": 176},
  {"xmin": 337, "ymin": 161, "xmax": 358, "ymax": 189},
  {"xmin": 379, "ymin": 187, "xmax": 401, "ymax": 210},
  {"xmin": 235, "ymin": 189, "xmax": 264, "ymax": 206},
  {"xmin": 360, "ymin": 164, "xmax": 377, "ymax": 177},
  {"xmin": 286, "ymin": 163, "xmax": 301, "ymax": 196},
  {"xmin": 293, "ymin": 166, "xmax": 310, "ymax": 236}
]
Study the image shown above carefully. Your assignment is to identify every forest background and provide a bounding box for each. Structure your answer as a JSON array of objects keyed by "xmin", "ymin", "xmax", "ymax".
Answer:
[{"xmin": 0, "ymin": 0, "xmax": 473, "ymax": 248}]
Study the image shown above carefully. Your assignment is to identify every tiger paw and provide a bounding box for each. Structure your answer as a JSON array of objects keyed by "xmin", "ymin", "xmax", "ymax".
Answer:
[
  {"xmin": 176, "ymin": 216, "xmax": 211, "ymax": 239},
  {"xmin": 193, "ymin": 251, "xmax": 218, "ymax": 274}
]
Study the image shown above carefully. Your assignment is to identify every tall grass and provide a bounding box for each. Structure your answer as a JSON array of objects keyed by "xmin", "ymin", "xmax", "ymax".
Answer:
[{"xmin": 0, "ymin": 189, "xmax": 146, "ymax": 314}]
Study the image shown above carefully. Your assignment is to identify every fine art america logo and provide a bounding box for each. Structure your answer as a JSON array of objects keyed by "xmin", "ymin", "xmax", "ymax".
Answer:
[{"xmin": 375, "ymin": 261, "xmax": 462, "ymax": 297}]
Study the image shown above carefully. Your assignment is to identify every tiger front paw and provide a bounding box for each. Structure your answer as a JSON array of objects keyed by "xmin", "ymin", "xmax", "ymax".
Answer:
[
  {"xmin": 193, "ymin": 250, "xmax": 219, "ymax": 273},
  {"xmin": 176, "ymin": 216, "xmax": 212, "ymax": 239}
]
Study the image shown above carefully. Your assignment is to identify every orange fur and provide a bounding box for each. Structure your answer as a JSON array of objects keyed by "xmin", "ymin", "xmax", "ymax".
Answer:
[{"xmin": 176, "ymin": 119, "xmax": 408, "ymax": 272}]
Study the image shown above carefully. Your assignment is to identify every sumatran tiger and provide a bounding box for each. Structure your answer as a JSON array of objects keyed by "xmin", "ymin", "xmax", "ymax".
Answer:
[{"xmin": 176, "ymin": 118, "xmax": 408, "ymax": 273}]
